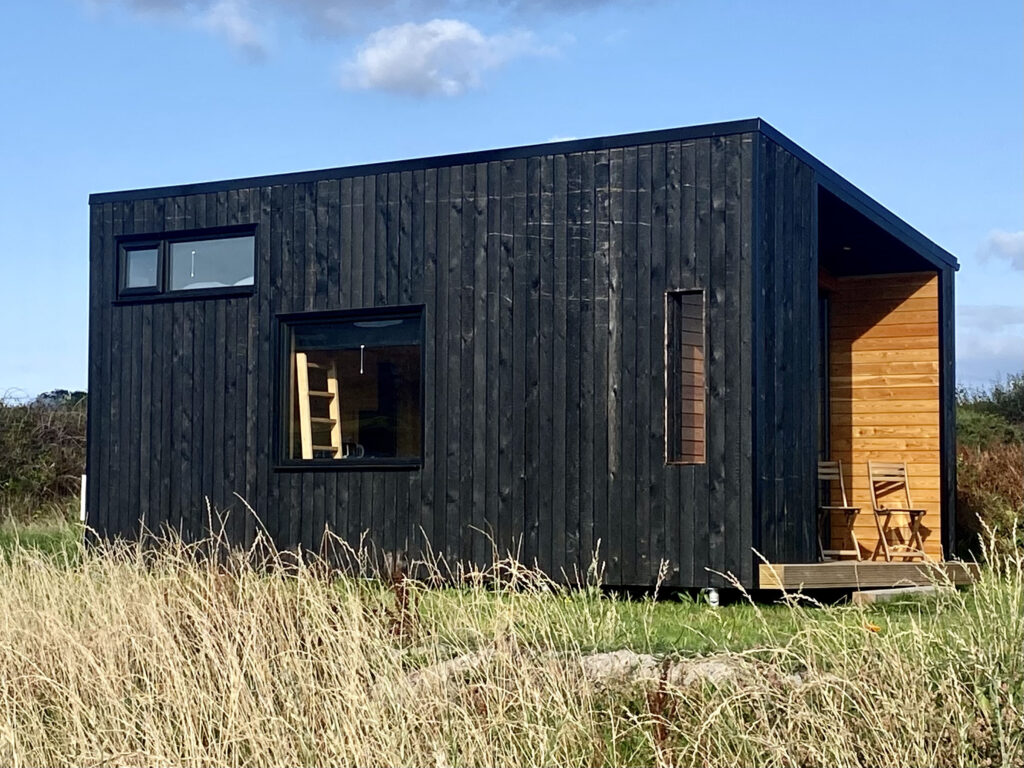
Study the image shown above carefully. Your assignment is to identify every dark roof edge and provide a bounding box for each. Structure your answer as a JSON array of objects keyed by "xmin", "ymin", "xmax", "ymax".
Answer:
[
  {"xmin": 90, "ymin": 116, "xmax": 958, "ymax": 272},
  {"xmin": 89, "ymin": 117, "xmax": 763, "ymax": 205},
  {"xmin": 755, "ymin": 120, "xmax": 959, "ymax": 271}
]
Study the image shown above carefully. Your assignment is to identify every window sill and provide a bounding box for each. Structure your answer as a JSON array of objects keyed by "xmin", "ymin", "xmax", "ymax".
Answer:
[
  {"xmin": 274, "ymin": 459, "xmax": 423, "ymax": 472},
  {"xmin": 113, "ymin": 286, "xmax": 255, "ymax": 305}
]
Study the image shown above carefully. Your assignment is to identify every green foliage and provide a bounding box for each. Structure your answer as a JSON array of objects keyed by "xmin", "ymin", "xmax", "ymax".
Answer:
[
  {"xmin": 955, "ymin": 373, "xmax": 1024, "ymax": 558},
  {"xmin": 0, "ymin": 391, "xmax": 86, "ymax": 522},
  {"xmin": 957, "ymin": 373, "xmax": 1024, "ymax": 447}
]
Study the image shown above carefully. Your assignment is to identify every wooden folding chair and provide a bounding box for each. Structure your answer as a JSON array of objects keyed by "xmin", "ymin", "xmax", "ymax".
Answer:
[
  {"xmin": 867, "ymin": 461, "xmax": 926, "ymax": 561},
  {"xmin": 817, "ymin": 460, "xmax": 861, "ymax": 561}
]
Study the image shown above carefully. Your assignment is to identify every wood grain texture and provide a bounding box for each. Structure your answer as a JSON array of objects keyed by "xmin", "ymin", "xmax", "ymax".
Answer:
[{"xmin": 828, "ymin": 273, "xmax": 942, "ymax": 558}]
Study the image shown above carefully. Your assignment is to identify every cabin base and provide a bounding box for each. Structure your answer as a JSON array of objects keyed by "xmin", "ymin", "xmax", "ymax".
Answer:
[{"xmin": 758, "ymin": 561, "xmax": 978, "ymax": 590}]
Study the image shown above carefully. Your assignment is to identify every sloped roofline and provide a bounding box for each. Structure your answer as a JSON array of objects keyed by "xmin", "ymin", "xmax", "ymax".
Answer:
[{"xmin": 89, "ymin": 117, "xmax": 958, "ymax": 270}]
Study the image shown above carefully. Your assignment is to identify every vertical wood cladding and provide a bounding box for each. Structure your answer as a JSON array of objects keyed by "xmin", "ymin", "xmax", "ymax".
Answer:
[
  {"xmin": 753, "ymin": 137, "xmax": 819, "ymax": 567},
  {"xmin": 828, "ymin": 273, "xmax": 943, "ymax": 559},
  {"xmin": 87, "ymin": 134, "xmax": 757, "ymax": 588}
]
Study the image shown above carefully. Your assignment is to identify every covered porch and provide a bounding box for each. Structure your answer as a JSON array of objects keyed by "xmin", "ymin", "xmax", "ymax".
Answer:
[{"xmin": 773, "ymin": 184, "xmax": 959, "ymax": 589}]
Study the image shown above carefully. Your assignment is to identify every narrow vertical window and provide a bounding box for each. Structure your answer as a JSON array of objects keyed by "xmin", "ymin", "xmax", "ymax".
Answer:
[{"xmin": 666, "ymin": 290, "xmax": 706, "ymax": 464}]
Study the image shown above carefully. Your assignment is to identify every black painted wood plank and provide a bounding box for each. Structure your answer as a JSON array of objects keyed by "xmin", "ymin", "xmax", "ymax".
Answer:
[
  {"xmin": 315, "ymin": 180, "xmax": 330, "ymax": 311},
  {"xmin": 592, "ymin": 149, "xmax": 611, "ymax": 581},
  {"xmin": 775, "ymin": 147, "xmax": 793, "ymax": 562},
  {"xmin": 350, "ymin": 176, "xmax": 364, "ymax": 308},
  {"xmin": 431, "ymin": 166, "xmax": 450, "ymax": 558},
  {"xmin": 524, "ymin": 155, "xmax": 541, "ymax": 568},
  {"xmin": 552, "ymin": 153, "xmax": 569, "ymax": 576},
  {"xmin": 620, "ymin": 146, "xmax": 638, "ymax": 584},
  {"xmin": 420, "ymin": 167, "xmax": 437, "ymax": 557},
  {"xmin": 738, "ymin": 136, "xmax": 755, "ymax": 586},
  {"xmin": 636, "ymin": 144, "xmax": 653, "ymax": 583},
  {"xmin": 538, "ymin": 154, "xmax": 555, "ymax": 575},
  {"xmin": 446, "ymin": 164, "xmax": 463, "ymax": 564},
  {"xmin": 706, "ymin": 137, "xmax": 728, "ymax": 586},
  {"xmin": 578, "ymin": 153, "xmax": 597, "ymax": 573},
  {"xmin": 649, "ymin": 142, "xmax": 669, "ymax": 583},
  {"xmin": 606, "ymin": 147, "xmax": 623, "ymax": 585},
  {"xmin": 510, "ymin": 157, "xmax": 528, "ymax": 562},
  {"xmin": 458, "ymin": 164, "xmax": 476, "ymax": 564},
  {"xmin": 104, "ymin": 201, "xmax": 120, "ymax": 538},
  {"xmin": 564, "ymin": 152, "xmax": 582, "ymax": 576},
  {"xmin": 939, "ymin": 267, "xmax": 956, "ymax": 557},
  {"xmin": 117, "ymin": 203, "xmax": 137, "ymax": 540},
  {"xmin": 484, "ymin": 161, "xmax": 501, "ymax": 564},
  {"xmin": 498, "ymin": 159, "xmax": 516, "ymax": 559},
  {"xmin": 86, "ymin": 203, "xmax": 105, "ymax": 535},
  {"xmin": 723, "ymin": 134, "xmax": 744, "ymax": 584},
  {"xmin": 471, "ymin": 162, "xmax": 488, "ymax": 568}
]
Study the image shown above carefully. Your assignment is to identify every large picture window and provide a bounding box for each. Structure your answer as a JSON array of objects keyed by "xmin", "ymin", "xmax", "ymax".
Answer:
[
  {"xmin": 116, "ymin": 227, "xmax": 255, "ymax": 300},
  {"xmin": 666, "ymin": 290, "xmax": 706, "ymax": 464},
  {"xmin": 280, "ymin": 307, "xmax": 424, "ymax": 468}
]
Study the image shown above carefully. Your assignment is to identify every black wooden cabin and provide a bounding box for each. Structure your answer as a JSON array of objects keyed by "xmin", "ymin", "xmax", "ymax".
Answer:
[{"xmin": 86, "ymin": 118, "xmax": 958, "ymax": 589}]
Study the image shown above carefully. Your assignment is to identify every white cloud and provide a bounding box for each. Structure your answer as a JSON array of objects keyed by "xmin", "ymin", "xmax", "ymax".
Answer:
[
  {"xmin": 200, "ymin": 0, "xmax": 267, "ymax": 58},
  {"xmin": 547, "ymin": 135, "xmax": 578, "ymax": 142},
  {"xmin": 956, "ymin": 303, "xmax": 1024, "ymax": 384},
  {"xmin": 340, "ymin": 19, "xmax": 546, "ymax": 96},
  {"xmin": 977, "ymin": 229, "xmax": 1024, "ymax": 271}
]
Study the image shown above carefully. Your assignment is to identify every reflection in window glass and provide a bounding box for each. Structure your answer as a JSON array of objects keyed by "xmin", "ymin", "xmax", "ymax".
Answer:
[
  {"xmin": 124, "ymin": 248, "xmax": 159, "ymax": 289},
  {"xmin": 169, "ymin": 235, "xmax": 255, "ymax": 291},
  {"xmin": 287, "ymin": 312, "xmax": 422, "ymax": 462}
]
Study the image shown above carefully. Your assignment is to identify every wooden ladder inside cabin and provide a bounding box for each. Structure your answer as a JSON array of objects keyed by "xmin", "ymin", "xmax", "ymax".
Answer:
[{"xmin": 295, "ymin": 352, "xmax": 343, "ymax": 459}]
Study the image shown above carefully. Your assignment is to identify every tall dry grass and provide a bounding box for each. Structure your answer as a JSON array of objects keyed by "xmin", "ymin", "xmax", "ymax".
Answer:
[{"xmin": 0, "ymin": 531, "xmax": 1020, "ymax": 767}]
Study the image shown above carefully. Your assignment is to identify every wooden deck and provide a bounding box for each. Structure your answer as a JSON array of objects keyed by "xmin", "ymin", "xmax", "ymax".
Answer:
[{"xmin": 758, "ymin": 560, "xmax": 978, "ymax": 590}]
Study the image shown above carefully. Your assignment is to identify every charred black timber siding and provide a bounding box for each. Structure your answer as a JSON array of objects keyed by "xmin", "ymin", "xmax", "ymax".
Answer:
[{"xmin": 87, "ymin": 120, "xmax": 958, "ymax": 588}]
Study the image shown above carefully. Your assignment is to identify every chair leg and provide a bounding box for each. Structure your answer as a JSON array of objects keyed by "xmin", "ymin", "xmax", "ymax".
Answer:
[
  {"xmin": 817, "ymin": 513, "xmax": 827, "ymax": 561},
  {"xmin": 872, "ymin": 512, "xmax": 892, "ymax": 562},
  {"xmin": 909, "ymin": 513, "xmax": 926, "ymax": 561},
  {"xmin": 847, "ymin": 513, "xmax": 862, "ymax": 561}
]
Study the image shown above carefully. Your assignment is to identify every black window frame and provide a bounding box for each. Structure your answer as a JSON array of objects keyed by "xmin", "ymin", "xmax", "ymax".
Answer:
[
  {"xmin": 274, "ymin": 304, "xmax": 427, "ymax": 472},
  {"xmin": 114, "ymin": 224, "xmax": 257, "ymax": 303},
  {"xmin": 118, "ymin": 240, "xmax": 162, "ymax": 297}
]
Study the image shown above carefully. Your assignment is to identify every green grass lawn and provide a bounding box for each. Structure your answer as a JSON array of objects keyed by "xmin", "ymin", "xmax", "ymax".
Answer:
[{"xmin": 0, "ymin": 517, "xmax": 83, "ymax": 561}]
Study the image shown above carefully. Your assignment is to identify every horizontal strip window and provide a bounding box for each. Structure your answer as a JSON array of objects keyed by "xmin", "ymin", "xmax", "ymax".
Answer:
[
  {"xmin": 277, "ymin": 305, "xmax": 425, "ymax": 470},
  {"xmin": 666, "ymin": 289, "xmax": 706, "ymax": 464},
  {"xmin": 115, "ymin": 225, "xmax": 256, "ymax": 301}
]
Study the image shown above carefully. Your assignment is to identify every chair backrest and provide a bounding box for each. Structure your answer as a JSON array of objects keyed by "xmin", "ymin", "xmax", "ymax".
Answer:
[
  {"xmin": 867, "ymin": 461, "xmax": 914, "ymax": 510},
  {"xmin": 817, "ymin": 460, "xmax": 850, "ymax": 507}
]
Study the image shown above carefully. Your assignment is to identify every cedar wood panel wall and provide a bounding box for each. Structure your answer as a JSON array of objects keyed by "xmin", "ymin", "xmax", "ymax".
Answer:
[
  {"xmin": 752, "ymin": 138, "xmax": 819, "ymax": 566},
  {"xmin": 828, "ymin": 273, "xmax": 943, "ymax": 559},
  {"xmin": 87, "ymin": 134, "xmax": 757, "ymax": 589}
]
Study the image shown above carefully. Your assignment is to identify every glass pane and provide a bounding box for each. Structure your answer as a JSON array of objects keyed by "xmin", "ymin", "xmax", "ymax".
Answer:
[
  {"xmin": 169, "ymin": 235, "xmax": 254, "ymax": 291},
  {"xmin": 124, "ymin": 248, "xmax": 159, "ymax": 289},
  {"xmin": 288, "ymin": 314, "xmax": 422, "ymax": 462}
]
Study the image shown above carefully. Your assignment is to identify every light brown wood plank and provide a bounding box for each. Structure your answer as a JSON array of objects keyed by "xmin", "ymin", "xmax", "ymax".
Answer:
[{"xmin": 759, "ymin": 562, "xmax": 977, "ymax": 590}]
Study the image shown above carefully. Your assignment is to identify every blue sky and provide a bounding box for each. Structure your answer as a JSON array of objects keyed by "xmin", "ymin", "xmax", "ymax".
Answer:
[{"xmin": 0, "ymin": 0, "xmax": 1020, "ymax": 397}]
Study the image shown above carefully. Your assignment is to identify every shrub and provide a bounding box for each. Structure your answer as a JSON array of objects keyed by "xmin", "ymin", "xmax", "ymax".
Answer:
[{"xmin": 0, "ymin": 391, "xmax": 86, "ymax": 521}]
